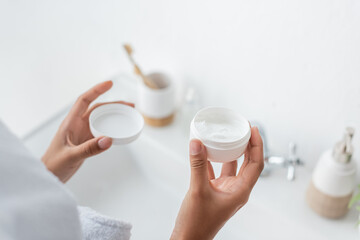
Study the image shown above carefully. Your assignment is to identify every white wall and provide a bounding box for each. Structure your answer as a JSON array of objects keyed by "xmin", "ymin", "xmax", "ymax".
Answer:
[{"xmin": 1, "ymin": 0, "xmax": 359, "ymax": 167}]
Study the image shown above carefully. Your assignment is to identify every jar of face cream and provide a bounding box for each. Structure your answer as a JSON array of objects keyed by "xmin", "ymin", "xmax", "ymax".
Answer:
[{"xmin": 190, "ymin": 107, "xmax": 251, "ymax": 163}]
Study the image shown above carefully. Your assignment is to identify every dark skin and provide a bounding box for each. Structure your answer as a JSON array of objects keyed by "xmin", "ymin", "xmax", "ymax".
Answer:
[
  {"xmin": 42, "ymin": 80, "xmax": 134, "ymax": 182},
  {"xmin": 171, "ymin": 128, "xmax": 264, "ymax": 240},
  {"xmin": 42, "ymin": 81, "xmax": 264, "ymax": 239}
]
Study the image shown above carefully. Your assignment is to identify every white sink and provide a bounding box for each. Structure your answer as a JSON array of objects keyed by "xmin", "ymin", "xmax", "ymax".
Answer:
[{"xmin": 24, "ymin": 108, "xmax": 359, "ymax": 240}]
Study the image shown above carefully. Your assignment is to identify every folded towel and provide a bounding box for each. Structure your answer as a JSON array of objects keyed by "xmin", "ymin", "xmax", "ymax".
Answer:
[{"xmin": 78, "ymin": 207, "xmax": 132, "ymax": 240}]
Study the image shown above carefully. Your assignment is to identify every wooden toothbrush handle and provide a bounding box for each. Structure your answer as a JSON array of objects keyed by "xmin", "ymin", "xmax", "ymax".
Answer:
[{"xmin": 133, "ymin": 65, "xmax": 158, "ymax": 89}]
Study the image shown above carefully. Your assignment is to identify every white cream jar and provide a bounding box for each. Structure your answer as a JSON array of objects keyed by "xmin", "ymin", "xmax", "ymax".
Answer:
[{"xmin": 190, "ymin": 107, "xmax": 251, "ymax": 163}]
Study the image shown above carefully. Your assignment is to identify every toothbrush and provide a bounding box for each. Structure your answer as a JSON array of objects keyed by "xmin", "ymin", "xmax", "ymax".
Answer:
[{"xmin": 123, "ymin": 44, "xmax": 158, "ymax": 89}]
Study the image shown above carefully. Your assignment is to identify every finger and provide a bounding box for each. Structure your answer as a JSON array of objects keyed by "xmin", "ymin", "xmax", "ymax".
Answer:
[
  {"xmin": 71, "ymin": 136, "xmax": 112, "ymax": 160},
  {"xmin": 84, "ymin": 101, "xmax": 135, "ymax": 119},
  {"xmin": 220, "ymin": 160, "xmax": 238, "ymax": 177},
  {"xmin": 189, "ymin": 139, "xmax": 209, "ymax": 190},
  {"xmin": 71, "ymin": 80, "xmax": 113, "ymax": 116},
  {"xmin": 239, "ymin": 143, "xmax": 251, "ymax": 175},
  {"xmin": 207, "ymin": 161, "xmax": 215, "ymax": 180},
  {"xmin": 237, "ymin": 127, "xmax": 264, "ymax": 186},
  {"xmin": 238, "ymin": 121, "xmax": 252, "ymax": 175},
  {"xmin": 249, "ymin": 126, "xmax": 263, "ymax": 163}
]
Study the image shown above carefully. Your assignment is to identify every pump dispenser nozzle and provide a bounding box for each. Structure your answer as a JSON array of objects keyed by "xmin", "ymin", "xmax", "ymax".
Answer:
[{"xmin": 333, "ymin": 127, "xmax": 355, "ymax": 163}]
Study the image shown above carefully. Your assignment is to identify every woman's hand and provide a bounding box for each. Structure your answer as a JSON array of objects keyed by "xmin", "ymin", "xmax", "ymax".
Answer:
[
  {"xmin": 171, "ymin": 127, "xmax": 264, "ymax": 240},
  {"xmin": 42, "ymin": 80, "xmax": 134, "ymax": 182}
]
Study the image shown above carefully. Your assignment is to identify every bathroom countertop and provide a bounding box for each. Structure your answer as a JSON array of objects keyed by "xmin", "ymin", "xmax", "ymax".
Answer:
[
  {"xmin": 25, "ymin": 109, "xmax": 360, "ymax": 240},
  {"xmin": 23, "ymin": 100, "xmax": 360, "ymax": 240}
]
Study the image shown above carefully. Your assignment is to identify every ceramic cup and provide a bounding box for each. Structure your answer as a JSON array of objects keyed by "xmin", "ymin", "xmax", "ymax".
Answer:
[{"xmin": 138, "ymin": 72, "xmax": 175, "ymax": 126}]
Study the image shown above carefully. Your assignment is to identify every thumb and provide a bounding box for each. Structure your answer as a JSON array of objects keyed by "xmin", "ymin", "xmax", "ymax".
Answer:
[
  {"xmin": 73, "ymin": 137, "xmax": 112, "ymax": 159},
  {"xmin": 189, "ymin": 139, "xmax": 208, "ymax": 189}
]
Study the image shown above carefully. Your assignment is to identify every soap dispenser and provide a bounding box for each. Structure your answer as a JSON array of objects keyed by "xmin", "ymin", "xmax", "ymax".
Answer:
[{"xmin": 306, "ymin": 127, "xmax": 356, "ymax": 219}]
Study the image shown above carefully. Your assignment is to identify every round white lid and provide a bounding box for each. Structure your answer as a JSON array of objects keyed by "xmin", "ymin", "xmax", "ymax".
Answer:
[{"xmin": 89, "ymin": 103, "xmax": 144, "ymax": 145}]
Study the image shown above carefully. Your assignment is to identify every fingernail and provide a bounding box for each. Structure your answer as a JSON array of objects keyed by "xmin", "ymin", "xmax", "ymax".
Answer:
[
  {"xmin": 190, "ymin": 140, "xmax": 202, "ymax": 155},
  {"xmin": 98, "ymin": 137, "xmax": 112, "ymax": 149}
]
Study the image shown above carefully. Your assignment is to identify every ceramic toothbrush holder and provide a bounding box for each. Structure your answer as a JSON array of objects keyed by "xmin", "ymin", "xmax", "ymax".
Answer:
[{"xmin": 138, "ymin": 72, "xmax": 175, "ymax": 127}]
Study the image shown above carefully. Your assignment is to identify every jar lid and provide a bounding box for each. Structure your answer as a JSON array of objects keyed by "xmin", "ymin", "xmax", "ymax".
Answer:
[
  {"xmin": 89, "ymin": 104, "xmax": 144, "ymax": 145},
  {"xmin": 191, "ymin": 107, "xmax": 251, "ymax": 149}
]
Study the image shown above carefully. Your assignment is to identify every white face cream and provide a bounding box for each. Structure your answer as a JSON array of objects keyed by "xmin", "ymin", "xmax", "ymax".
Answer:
[
  {"xmin": 194, "ymin": 118, "xmax": 247, "ymax": 142},
  {"xmin": 190, "ymin": 107, "xmax": 251, "ymax": 163}
]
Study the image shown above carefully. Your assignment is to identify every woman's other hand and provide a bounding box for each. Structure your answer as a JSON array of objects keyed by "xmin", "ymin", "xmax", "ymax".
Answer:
[
  {"xmin": 171, "ymin": 127, "xmax": 264, "ymax": 240},
  {"xmin": 42, "ymin": 80, "xmax": 134, "ymax": 182}
]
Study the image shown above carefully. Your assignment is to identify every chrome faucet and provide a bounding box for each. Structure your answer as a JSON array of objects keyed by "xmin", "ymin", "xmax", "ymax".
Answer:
[{"xmin": 254, "ymin": 122, "xmax": 304, "ymax": 181}]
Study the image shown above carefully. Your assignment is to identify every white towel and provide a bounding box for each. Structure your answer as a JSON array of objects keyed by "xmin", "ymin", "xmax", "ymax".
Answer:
[{"xmin": 78, "ymin": 207, "xmax": 131, "ymax": 240}]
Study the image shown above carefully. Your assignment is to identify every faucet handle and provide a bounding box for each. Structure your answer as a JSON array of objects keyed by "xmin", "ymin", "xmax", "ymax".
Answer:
[
  {"xmin": 288, "ymin": 142, "xmax": 296, "ymax": 159},
  {"xmin": 287, "ymin": 142, "xmax": 303, "ymax": 181}
]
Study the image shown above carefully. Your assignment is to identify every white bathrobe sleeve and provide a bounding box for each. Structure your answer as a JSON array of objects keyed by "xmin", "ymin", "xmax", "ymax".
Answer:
[{"xmin": 0, "ymin": 121, "xmax": 131, "ymax": 240}]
